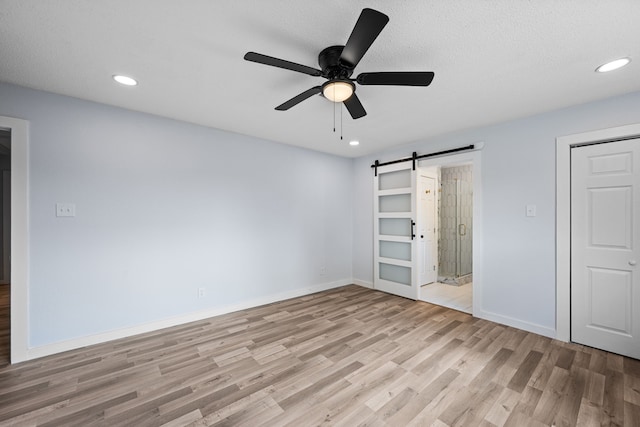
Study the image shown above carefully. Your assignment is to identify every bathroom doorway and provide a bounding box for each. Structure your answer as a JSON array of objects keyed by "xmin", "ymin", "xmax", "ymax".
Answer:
[
  {"xmin": 439, "ymin": 166, "xmax": 473, "ymax": 286},
  {"xmin": 419, "ymin": 162, "xmax": 474, "ymax": 313}
]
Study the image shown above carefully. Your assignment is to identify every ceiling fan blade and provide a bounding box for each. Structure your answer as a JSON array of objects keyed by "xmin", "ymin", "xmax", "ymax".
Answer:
[
  {"xmin": 356, "ymin": 71, "xmax": 435, "ymax": 86},
  {"xmin": 244, "ymin": 52, "xmax": 322, "ymax": 77},
  {"xmin": 343, "ymin": 93, "xmax": 367, "ymax": 119},
  {"xmin": 340, "ymin": 8, "xmax": 389, "ymax": 69},
  {"xmin": 275, "ymin": 86, "xmax": 322, "ymax": 110}
]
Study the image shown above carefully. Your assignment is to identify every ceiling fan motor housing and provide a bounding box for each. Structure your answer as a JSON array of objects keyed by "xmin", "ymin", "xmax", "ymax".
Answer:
[{"xmin": 318, "ymin": 46, "xmax": 354, "ymax": 79}]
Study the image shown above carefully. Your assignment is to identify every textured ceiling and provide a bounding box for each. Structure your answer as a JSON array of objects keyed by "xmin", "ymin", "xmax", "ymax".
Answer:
[{"xmin": 1, "ymin": 1, "xmax": 639, "ymax": 157}]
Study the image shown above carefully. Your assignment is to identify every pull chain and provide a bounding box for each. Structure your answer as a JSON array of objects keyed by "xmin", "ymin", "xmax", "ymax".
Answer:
[
  {"xmin": 340, "ymin": 103, "xmax": 343, "ymax": 140},
  {"xmin": 333, "ymin": 98, "xmax": 336, "ymax": 133}
]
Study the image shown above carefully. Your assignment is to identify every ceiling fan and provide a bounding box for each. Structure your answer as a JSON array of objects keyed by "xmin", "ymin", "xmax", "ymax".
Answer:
[{"xmin": 244, "ymin": 8, "xmax": 435, "ymax": 119}]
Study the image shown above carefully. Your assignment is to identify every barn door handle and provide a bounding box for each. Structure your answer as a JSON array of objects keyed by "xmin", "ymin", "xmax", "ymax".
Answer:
[{"xmin": 411, "ymin": 220, "xmax": 416, "ymax": 240}]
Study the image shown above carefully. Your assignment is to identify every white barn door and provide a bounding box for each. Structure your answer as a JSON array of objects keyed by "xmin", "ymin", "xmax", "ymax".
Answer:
[
  {"xmin": 373, "ymin": 163, "xmax": 418, "ymax": 299},
  {"xmin": 571, "ymin": 138, "xmax": 640, "ymax": 359}
]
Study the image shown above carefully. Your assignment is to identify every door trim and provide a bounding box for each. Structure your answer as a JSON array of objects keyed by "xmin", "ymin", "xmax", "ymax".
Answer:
[
  {"xmin": 0, "ymin": 116, "xmax": 29, "ymax": 363},
  {"xmin": 556, "ymin": 123, "xmax": 640, "ymax": 342}
]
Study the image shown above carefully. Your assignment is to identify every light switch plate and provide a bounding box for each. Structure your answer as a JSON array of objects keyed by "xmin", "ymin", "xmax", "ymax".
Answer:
[
  {"xmin": 56, "ymin": 203, "xmax": 76, "ymax": 217},
  {"xmin": 526, "ymin": 204, "xmax": 536, "ymax": 217}
]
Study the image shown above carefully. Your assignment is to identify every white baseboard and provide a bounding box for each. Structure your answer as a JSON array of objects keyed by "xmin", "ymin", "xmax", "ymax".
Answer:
[
  {"xmin": 475, "ymin": 309, "xmax": 556, "ymax": 339},
  {"xmin": 24, "ymin": 280, "xmax": 559, "ymax": 361},
  {"xmin": 350, "ymin": 280, "xmax": 555, "ymax": 339},
  {"xmin": 26, "ymin": 279, "xmax": 352, "ymax": 361},
  {"xmin": 352, "ymin": 279, "xmax": 373, "ymax": 289}
]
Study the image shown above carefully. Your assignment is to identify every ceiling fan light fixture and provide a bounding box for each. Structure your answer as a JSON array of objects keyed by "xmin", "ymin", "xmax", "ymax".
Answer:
[
  {"xmin": 595, "ymin": 57, "xmax": 631, "ymax": 73},
  {"xmin": 322, "ymin": 80, "xmax": 354, "ymax": 102}
]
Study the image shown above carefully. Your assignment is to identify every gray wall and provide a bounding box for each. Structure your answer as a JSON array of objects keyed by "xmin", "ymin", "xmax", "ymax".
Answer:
[
  {"xmin": 0, "ymin": 82, "xmax": 353, "ymax": 347},
  {"xmin": 352, "ymin": 90, "xmax": 640, "ymax": 332},
  {"xmin": 2, "ymin": 79, "xmax": 640, "ymax": 350}
]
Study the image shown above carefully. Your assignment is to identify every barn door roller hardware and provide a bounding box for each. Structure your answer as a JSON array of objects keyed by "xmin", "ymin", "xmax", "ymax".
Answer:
[{"xmin": 371, "ymin": 144, "xmax": 475, "ymax": 176}]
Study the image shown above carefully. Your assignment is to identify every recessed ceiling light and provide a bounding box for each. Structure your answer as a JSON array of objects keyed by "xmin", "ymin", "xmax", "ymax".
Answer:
[
  {"xmin": 113, "ymin": 74, "xmax": 138, "ymax": 86},
  {"xmin": 349, "ymin": 140, "xmax": 360, "ymax": 146},
  {"xmin": 595, "ymin": 57, "xmax": 631, "ymax": 73}
]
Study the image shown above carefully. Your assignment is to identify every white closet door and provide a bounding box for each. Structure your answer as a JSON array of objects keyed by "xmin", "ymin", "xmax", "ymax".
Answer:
[
  {"xmin": 571, "ymin": 138, "xmax": 640, "ymax": 359},
  {"xmin": 374, "ymin": 163, "xmax": 418, "ymax": 299}
]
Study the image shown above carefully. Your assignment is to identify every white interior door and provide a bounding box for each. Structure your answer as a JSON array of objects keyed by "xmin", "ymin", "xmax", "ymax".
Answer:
[
  {"xmin": 419, "ymin": 173, "xmax": 437, "ymax": 285},
  {"xmin": 571, "ymin": 138, "xmax": 640, "ymax": 359},
  {"xmin": 374, "ymin": 163, "xmax": 418, "ymax": 299}
]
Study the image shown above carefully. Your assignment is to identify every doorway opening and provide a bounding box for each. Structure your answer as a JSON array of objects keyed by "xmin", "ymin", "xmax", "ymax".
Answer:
[
  {"xmin": 0, "ymin": 129, "xmax": 10, "ymax": 366},
  {"xmin": 418, "ymin": 162, "xmax": 474, "ymax": 314}
]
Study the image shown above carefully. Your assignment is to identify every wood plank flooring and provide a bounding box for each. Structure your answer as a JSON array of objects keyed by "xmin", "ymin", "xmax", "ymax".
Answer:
[{"xmin": 1, "ymin": 285, "xmax": 639, "ymax": 426}]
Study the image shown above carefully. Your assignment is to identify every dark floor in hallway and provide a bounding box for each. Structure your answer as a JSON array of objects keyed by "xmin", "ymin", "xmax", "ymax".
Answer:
[{"xmin": 0, "ymin": 284, "xmax": 9, "ymax": 367}]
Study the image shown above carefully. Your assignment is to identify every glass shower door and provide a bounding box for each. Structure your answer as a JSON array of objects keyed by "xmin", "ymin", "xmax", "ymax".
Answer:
[
  {"xmin": 440, "ymin": 180, "xmax": 458, "ymax": 279},
  {"xmin": 457, "ymin": 180, "xmax": 473, "ymax": 277},
  {"xmin": 439, "ymin": 179, "xmax": 472, "ymax": 281}
]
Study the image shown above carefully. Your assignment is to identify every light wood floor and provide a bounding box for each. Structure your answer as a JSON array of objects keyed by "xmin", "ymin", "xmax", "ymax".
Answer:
[{"xmin": 1, "ymin": 285, "xmax": 639, "ymax": 426}]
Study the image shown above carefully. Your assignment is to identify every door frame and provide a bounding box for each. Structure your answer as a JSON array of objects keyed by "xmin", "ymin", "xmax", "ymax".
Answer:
[
  {"xmin": 0, "ymin": 116, "xmax": 29, "ymax": 363},
  {"xmin": 556, "ymin": 123, "xmax": 640, "ymax": 342},
  {"xmin": 418, "ymin": 149, "xmax": 482, "ymax": 315}
]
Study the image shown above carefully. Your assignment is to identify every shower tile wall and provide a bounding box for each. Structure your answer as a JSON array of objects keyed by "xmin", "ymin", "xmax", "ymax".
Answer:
[{"xmin": 439, "ymin": 165, "xmax": 473, "ymax": 279}]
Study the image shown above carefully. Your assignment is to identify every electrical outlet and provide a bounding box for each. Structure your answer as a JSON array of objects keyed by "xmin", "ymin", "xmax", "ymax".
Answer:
[
  {"xmin": 56, "ymin": 203, "xmax": 76, "ymax": 217},
  {"xmin": 198, "ymin": 287, "xmax": 205, "ymax": 298}
]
